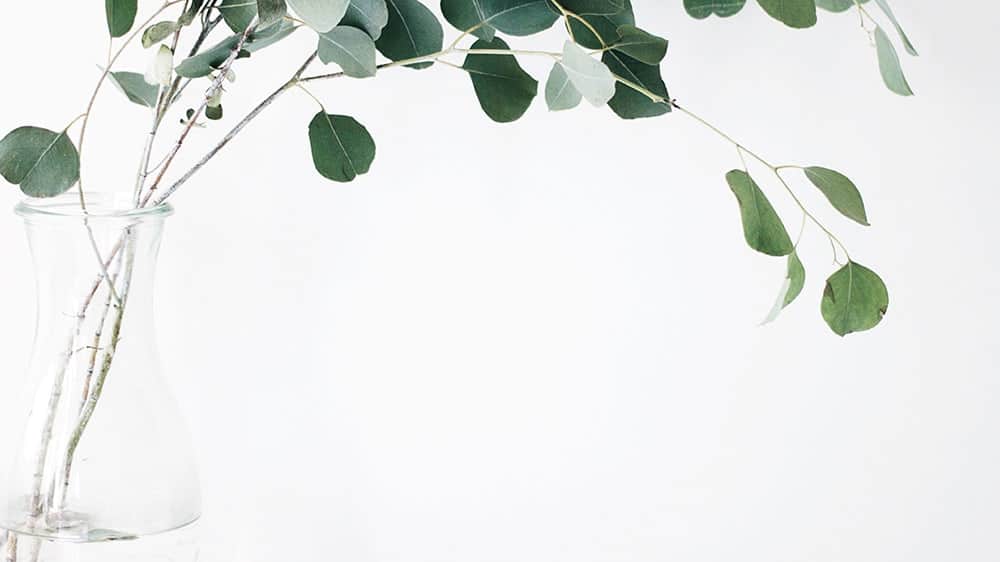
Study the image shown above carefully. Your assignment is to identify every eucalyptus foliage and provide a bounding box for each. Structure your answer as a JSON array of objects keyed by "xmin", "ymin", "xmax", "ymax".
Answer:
[{"xmin": 0, "ymin": 0, "xmax": 918, "ymax": 336}]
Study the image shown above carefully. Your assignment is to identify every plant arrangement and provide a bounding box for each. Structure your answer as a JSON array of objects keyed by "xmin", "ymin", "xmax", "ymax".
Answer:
[{"xmin": 0, "ymin": 0, "xmax": 917, "ymax": 558}]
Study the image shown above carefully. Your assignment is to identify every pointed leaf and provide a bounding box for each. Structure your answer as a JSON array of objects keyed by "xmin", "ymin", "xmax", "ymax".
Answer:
[
  {"xmin": 308, "ymin": 112, "xmax": 376, "ymax": 182},
  {"xmin": 611, "ymin": 25, "xmax": 667, "ymax": 65},
  {"xmin": 176, "ymin": 36, "xmax": 241, "ymax": 78},
  {"xmin": 756, "ymin": 0, "xmax": 816, "ymax": 28},
  {"xmin": 873, "ymin": 0, "xmax": 917, "ymax": 56},
  {"xmin": 684, "ymin": 0, "xmax": 746, "ymax": 18},
  {"xmin": 560, "ymin": 41, "xmax": 615, "ymax": 107},
  {"xmin": 821, "ymin": 261, "xmax": 889, "ymax": 336},
  {"xmin": 342, "ymin": 0, "xmax": 389, "ymax": 39},
  {"xmin": 762, "ymin": 277, "xmax": 792, "ymax": 325},
  {"xmin": 545, "ymin": 62, "xmax": 582, "ymax": 111},
  {"xmin": 567, "ymin": 0, "xmax": 633, "ymax": 49},
  {"xmin": 803, "ymin": 166, "xmax": 869, "ymax": 226},
  {"xmin": 785, "ymin": 251, "xmax": 806, "ymax": 306},
  {"xmin": 318, "ymin": 26, "xmax": 377, "ymax": 78},
  {"xmin": 375, "ymin": 0, "xmax": 444, "ymax": 69},
  {"xmin": 106, "ymin": 0, "xmax": 138, "ymax": 38},
  {"xmin": 109, "ymin": 71, "xmax": 161, "ymax": 108},
  {"xmin": 874, "ymin": 26, "xmax": 913, "ymax": 96},
  {"xmin": 726, "ymin": 169, "xmax": 794, "ymax": 257},
  {"xmin": 462, "ymin": 37, "xmax": 538, "ymax": 122},
  {"xmin": 601, "ymin": 51, "xmax": 669, "ymax": 119},
  {"xmin": 288, "ymin": 0, "xmax": 350, "ymax": 32},
  {"xmin": 0, "ymin": 127, "xmax": 81, "ymax": 198},
  {"xmin": 257, "ymin": 0, "xmax": 288, "ymax": 28}
]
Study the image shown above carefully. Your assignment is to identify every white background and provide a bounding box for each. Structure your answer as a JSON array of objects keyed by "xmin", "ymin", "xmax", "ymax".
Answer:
[{"xmin": 1, "ymin": 2, "xmax": 998, "ymax": 561}]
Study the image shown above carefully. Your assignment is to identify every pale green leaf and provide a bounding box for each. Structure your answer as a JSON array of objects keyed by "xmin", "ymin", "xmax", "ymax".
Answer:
[
  {"xmin": 109, "ymin": 71, "xmax": 161, "ymax": 108},
  {"xmin": 873, "ymin": 0, "xmax": 917, "ymax": 56},
  {"xmin": 544, "ymin": 62, "xmax": 582, "ymax": 111},
  {"xmin": 560, "ymin": 41, "xmax": 615, "ymax": 107},
  {"xmin": 318, "ymin": 26, "xmax": 377, "ymax": 78},
  {"xmin": 288, "ymin": 0, "xmax": 350, "ymax": 32},
  {"xmin": 342, "ymin": 0, "xmax": 389, "ymax": 39},
  {"xmin": 874, "ymin": 26, "xmax": 913, "ymax": 96}
]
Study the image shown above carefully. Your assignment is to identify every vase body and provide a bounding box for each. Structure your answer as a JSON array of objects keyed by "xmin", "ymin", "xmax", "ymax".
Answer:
[{"xmin": 0, "ymin": 194, "xmax": 199, "ymax": 559}]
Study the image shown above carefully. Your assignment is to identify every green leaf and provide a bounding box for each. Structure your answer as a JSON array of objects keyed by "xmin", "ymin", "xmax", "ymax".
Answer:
[
  {"xmin": 375, "ymin": 0, "xmax": 444, "ymax": 69},
  {"xmin": 556, "ymin": 0, "xmax": 626, "ymax": 15},
  {"xmin": 567, "ymin": 0, "xmax": 633, "ymax": 49},
  {"xmin": 684, "ymin": 0, "xmax": 746, "ymax": 18},
  {"xmin": 342, "ymin": 0, "xmax": 389, "ymax": 39},
  {"xmin": 803, "ymin": 166, "xmax": 869, "ymax": 226},
  {"xmin": 441, "ymin": 0, "xmax": 559, "ymax": 40},
  {"xmin": 463, "ymin": 37, "xmax": 538, "ymax": 122},
  {"xmin": 106, "ymin": 0, "xmax": 138, "ymax": 38},
  {"xmin": 308, "ymin": 112, "xmax": 376, "ymax": 182},
  {"xmin": 142, "ymin": 21, "xmax": 179, "ymax": 48},
  {"xmin": 206, "ymin": 104, "xmax": 224, "ymax": 120},
  {"xmin": 176, "ymin": 36, "xmax": 242, "ymax": 78},
  {"xmin": 873, "ymin": 0, "xmax": 917, "ymax": 56},
  {"xmin": 756, "ymin": 0, "xmax": 816, "ymax": 28},
  {"xmin": 560, "ymin": 41, "xmax": 615, "ymax": 106},
  {"xmin": 544, "ymin": 62, "xmax": 582, "ymax": 111},
  {"xmin": 785, "ymin": 251, "xmax": 806, "ymax": 306},
  {"xmin": 761, "ymin": 251, "xmax": 806, "ymax": 325},
  {"xmin": 814, "ymin": 0, "xmax": 867, "ymax": 12},
  {"xmin": 611, "ymin": 25, "xmax": 667, "ymax": 65},
  {"xmin": 179, "ymin": 0, "xmax": 206, "ymax": 26},
  {"xmin": 601, "ymin": 51, "xmax": 669, "ymax": 119},
  {"xmin": 108, "ymin": 71, "xmax": 161, "ymax": 108},
  {"xmin": 0, "ymin": 127, "xmax": 81, "ymax": 198},
  {"xmin": 219, "ymin": 0, "xmax": 258, "ymax": 33},
  {"xmin": 726, "ymin": 169, "xmax": 794, "ymax": 257},
  {"xmin": 257, "ymin": 0, "xmax": 288, "ymax": 28},
  {"xmin": 246, "ymin": 20, "xmax": 299, "ymax": 52},
  {"xmin": 318, "ymin": 26, "xmax": 377, "ymax": 78},
  {"xmin": 874, "ymin": 26, "xmax": 913, "ymax": 96},
  {"xmin": 821, "ymin": 261, "xmax": 889, "ymax": 336},
  {"xmin": 288, "ymin": 0, "xmax": 350, "ymax": 32}
]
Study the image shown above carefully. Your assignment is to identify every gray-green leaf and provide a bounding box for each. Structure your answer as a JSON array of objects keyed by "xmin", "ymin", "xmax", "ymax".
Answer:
[
  {"xmin": 611, "ymin": 25, "xmax": 667, "ymax": 65},
  {"xmin": 873, "ymin": 0, "xmax": 917, "ymax": 56},
  {"xmin": 219, "ymin": 0, "xmax": 258, "ymax": 33},
  {"xmin": 756, "ymin": 0, "xmax": 816, "ymax": 28},
  {"xmin": 375, "ymin": 0, "xmax": 444, "ymax": 69},
  {"xmin": 874, "ymin": 26, "xmax": 913, "ymax": 96},
  {"xmin": 441, "ymin": 0, "xmax": 559, "ymax": 40},
  {"xmin": 0, "ymin": 127, "xmax": 81, "ymax": 198},
  {"xmin": 142, "ymin": 21, "xmax": 179, "ymax": 48},
  {"xmin": 308, "ymin": 112, "xmax": 376, "ymax": 182},
  {"xmin": 106, "ymin": 0, "xmax": 138, "ymax": 38},
  {"xmin": 176, "ymin": 36, "xmax": 242, "ymax": 78},
  {"xmin": 761, "ymin": 251, "xmax": 805, "ymax": 324},
  {"xmin": 803, "ymin": 166, "xmax": 869, "ymax": 226},
  {"xmin": 288, "ymin": 0, "xmax": 350, "ymax": 32},
  {"xmin": 821, "ymin": 261, "xmax": 889, "ymax": 336},
  {"xmin": 109, "ymin": 71, "xmax": 161, "ymax": 108},
  {"xmin": 560, "ymin": 41, "xmax": 615, "ymax": 107},
  {"xmin": 726, "ymin": 169, "xmax": 794, "ymax": 257},
  {"xmin": 463, "ymin": 37, "xmax": 538, "ymax": 122},
  {"xmin": 318, "ymin": 26, "xmax": 377, "ymax": 78},
  {"xmin": 257, "ymin": 0, "xmax": 288, "ymax": 28},
  {"xmin": 342, "ymin": 0, "xmax": 389, "ymax": 39},
  {"xmin": 684, "ymin": 0, "xmax": 747, "ymax": 19},
  {"xmin": 544, "ymin": 62, "xmax": 582, "ymax": 111},
  {"xmin": 601, "ymin": 51, "xmax": 670, "ymax": 119}
]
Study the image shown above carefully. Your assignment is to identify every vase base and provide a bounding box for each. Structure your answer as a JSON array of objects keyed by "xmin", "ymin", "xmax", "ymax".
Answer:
[{"xmin": 0, "ymin": 519, "xmax": 200, "ymax": 562}]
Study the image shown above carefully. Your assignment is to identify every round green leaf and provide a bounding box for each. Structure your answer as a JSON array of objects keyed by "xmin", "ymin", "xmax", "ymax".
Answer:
[
  {"xmin": 462, "ymin": 37, "xmax": 538, "ymax": 123},
  {"xmin": 544, "ymin": 62, "xmax": 582, "ymax": 111},
  {"xmin": 821, "ymin": 261, "xmax": 889, "ymax": 336},
  {"xmin": 684, "ymin": 0, "xmax": 747, "ymax": 19},
  {"xmin": 288, "ymin": 0, "xmax": 350, "ymax": 32},
  {"xmin": 756, "ymin": 0, "xmax": 816, "ymax": 28},
  {"xmin": 726, "ymin": 169, "xmax": 794, "ymax": 257},
  {"xmin": 308, "ymin": 112, "xmax": 376, "ymax": 182},
  {"xmin": 342, "ymin": 0, "xmax": 390, "ymax": 39},
  {"xmin": 318, "ymin": 26, "xmax": 377, "ymax": 78},
  {"xmin": 0, "ymin": 127, "xmax": 81, "ymax": 198},
  {"xmin": 601, "ymin": 51, "xmax": 670, "ymax": 120},
  {"xmin": 375, "ymin": 0, "xmax": 444, "ymax": 69},
  {"xmin": 611, "ymin": 25, "xmax": 668, "ymax": 65},
  {"xmin": 803, "ymin": 166, "xmax": 869, "ymax": 226},
  {"xmin": 567, "ymin": 0, "xmax": 633, "ymax": 49},
  {"xmin": 106, "ymin": 0, "xmax": 138, "ymax": 38},
  {"xmin": 874, "ymin": 26, "xmax": 914, "ymax": 96}
]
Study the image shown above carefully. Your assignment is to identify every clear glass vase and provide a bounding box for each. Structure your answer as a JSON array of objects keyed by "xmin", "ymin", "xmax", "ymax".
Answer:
[{"xmin": 0, "ymin": 194, "xmax": 200, "ymax": 560}]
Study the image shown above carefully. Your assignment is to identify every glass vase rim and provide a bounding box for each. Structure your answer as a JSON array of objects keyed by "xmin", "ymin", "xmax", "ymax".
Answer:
[{"xmin": 15, "ymin": 192, "xmax": 173, "ymax": 220}]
